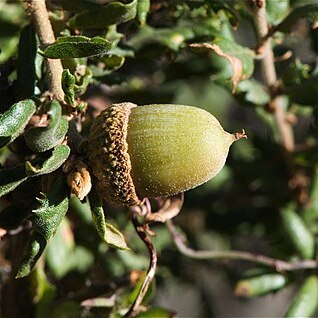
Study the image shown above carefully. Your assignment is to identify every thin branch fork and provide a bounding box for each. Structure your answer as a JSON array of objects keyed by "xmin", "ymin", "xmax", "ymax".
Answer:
[
  {"xmin": 124, "ymin": 212, "xmax": 158, "ymax": 318},
  {"xmin": 251, "ymin": 0, "xmax": 295, "ymax": 152},
  {"xmin": 166, "ymin": 220, "xmax": 318, "ymax": 272}
]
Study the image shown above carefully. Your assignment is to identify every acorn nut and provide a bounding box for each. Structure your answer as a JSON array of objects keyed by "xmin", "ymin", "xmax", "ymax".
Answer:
[{"xmin": 87, "ymin": 103, "xmax": 246, "ymax": 206}]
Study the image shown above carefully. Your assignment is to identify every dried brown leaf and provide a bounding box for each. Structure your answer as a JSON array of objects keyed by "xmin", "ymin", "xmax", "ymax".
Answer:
[
  {"xmin": 144, "ymin": 193, "xmax": 184, "ymax": 223},
  {"xmin": 66, "ymin": 160, "xmax": 92, "ymax": 200},
  {"xmin": 190, "ymin": 42, "xmax": 243, "ymax": 93}
]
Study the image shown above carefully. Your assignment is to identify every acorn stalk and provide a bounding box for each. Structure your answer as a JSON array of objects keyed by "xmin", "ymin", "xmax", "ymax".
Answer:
[{"xmin": 87, "ymin": 103, "xmax": 245, "ymax": 206}]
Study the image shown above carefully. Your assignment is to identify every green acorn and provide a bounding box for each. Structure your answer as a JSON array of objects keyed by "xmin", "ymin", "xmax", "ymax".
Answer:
[{"xmin": 87, "ymin": 103, "xmax": 246, "ymax": 206}]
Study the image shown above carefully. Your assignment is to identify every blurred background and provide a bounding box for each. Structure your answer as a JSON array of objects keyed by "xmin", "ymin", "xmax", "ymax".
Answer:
[{"xmin": 1, "ymin": 0, "xmax": 318, "ymax": 317}]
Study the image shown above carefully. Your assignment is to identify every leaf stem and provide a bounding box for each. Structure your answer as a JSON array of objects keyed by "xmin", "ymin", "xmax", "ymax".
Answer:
[
  {"xmin": 125, "ymin": 212, "xmax": 158, "ymax": 317},
  {"xmin": 166, "ymin": 220, "xmax": 318, "ymax": 272},
  {"xmin": 251, "ymin": 0, "xmax": 294, "ymax": 152},
  {"xmin": 27, "ymin": 0, "xmax": 64, "ymax": 100}
]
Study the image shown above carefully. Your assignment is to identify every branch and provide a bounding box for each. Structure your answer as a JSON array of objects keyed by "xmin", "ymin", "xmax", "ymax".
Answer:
[
  {"xmin": 166, "ymin": 220, "xmax": 318, "ymax": 272},
  {"xmin": 251, "ymin": 0, "xmax": 294, "ymax": 152},
  {"xmin": 27, "ymin": 0, "xmax": 64, "ymax": 100},
  {"xmin": 124, "ymin": 212, "xmax": 158, "ymax": 318}
]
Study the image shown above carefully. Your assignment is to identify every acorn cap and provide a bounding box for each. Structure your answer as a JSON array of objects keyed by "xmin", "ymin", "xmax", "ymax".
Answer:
[
  {"xmin": 87, "ymin": 103, "xmax": 243, "ymax": 206},
  {"xmin": 87, "ymin": 103, "xmax": 141, "ymax": 206}
]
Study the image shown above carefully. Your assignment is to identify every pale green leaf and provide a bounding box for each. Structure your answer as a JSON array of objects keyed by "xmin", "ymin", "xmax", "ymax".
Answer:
[
  {"xmin": 0, "ymin": 145, "xmax": 70, "ymax": 197},
  {"xmin": 281, "ymin": 204, "xmax": 315, "ymax": 259},
  {"xmin": 41, "ymin": 36, "xmax": 113, "ymax": 59},
  {"xmin": 137, "ymin": 0, "xmax": 150, "ymax": 26},
  {"xmin": 25, "ymin": 145, "xmax": 70, "ymax": 176},
  {"xmin": 0, "ymin": 99, "xmax": 36, "ymax": 148},
  {"xmin": 68, "ymin": 0, "xmax": 138, "ymax": 29},
  {"xmin": 88, "ymin": 188, "xmax": 130, "ymax": 250},
  {"xmin": 46, "ymin": 218, "xmax": 93, "ymax": 278},
  {"xmin": 62, "ymin": 69, "xmax": 76, "ymax": 105},
  {"xmin": 24, "ymin": 100, "xmax": 69, "ymax": 152},
  {"xmin": 284, "ymin": 275, "xmax": 318, "ymax": 317},
  {"xmin": 16, "ymin": 178, "xmax": 70, "ymax": 278}
]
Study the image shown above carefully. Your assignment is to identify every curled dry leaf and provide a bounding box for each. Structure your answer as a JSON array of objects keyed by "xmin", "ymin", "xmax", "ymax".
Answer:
[
  {"xmin": 190, "ymin": 43, "xmax": 243, "ymax": 93},
  {"xmin": 143, "ymin": 193, "xmax": 184, "ymax": 223},
  {"xmin": 66, "ymin": 159, "xmax": 92, "ymax": 200}
]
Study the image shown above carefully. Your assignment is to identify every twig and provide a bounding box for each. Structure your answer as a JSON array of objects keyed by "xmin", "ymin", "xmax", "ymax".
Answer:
[
  {"xmin": 124, "ymin": 212, "xmax": 158, "ymax": 318},
  {"xmin": 166, "ymin": 220, "xmax": 318, "ymax": 272},
  {"xmin": 27, "ymin": 0, "xmax": 64, "ymax": 100},
  {"xmin": 251, "ymin": 0, "xmax": 294, "ymax": 152}
]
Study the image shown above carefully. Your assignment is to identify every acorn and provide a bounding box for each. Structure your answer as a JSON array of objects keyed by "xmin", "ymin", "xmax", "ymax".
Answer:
[{"xmin": 87, "ymin": 103, "xmax": 246, "ymax": 206}]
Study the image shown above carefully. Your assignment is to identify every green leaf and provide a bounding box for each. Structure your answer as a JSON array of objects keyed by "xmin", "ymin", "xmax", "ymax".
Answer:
[
  {"xmin": 68, "ymin": 0, "xmax": 138, "ymax": 30},
  {"xmin": 31, "ymin": 267, "xmax": 57, "ymax": 318},
  {"xmin": 284, "ymin": 275, "xmax": 318, "ymax": 317},
  {"xmin": 69, "ymin": 195, "xmax": 92, "ymax": 224},
  {"xmin": 25, "ymin": 144, "xmax": 70, "ymax": 176},
  {"xmin": 205, "ymin": 0, "xmax": 239, "ymax": 28},
  {"xmin": 46, "ymin": 218, "xmax": 93, "ymax": 278},
  {"xmin": 0, "ymin": 145, "xmax": 70, "ymax": 197},
  {"xmin": 24, "ymin": 100, "xmax": 69, "ymax": 152},
  {"xmin": 32, "ymin": 181, "xmax": 69, "ymax": 240},
  {"xmin": 266, "ymin": 0, "xmax": 290, "ymax": 24},
  {"xmin": 41, "ymin": 36, "xmax": 113, "ymax": 59},
  {"xmin": 303, "ymin": 168, "xmax": 318, "ymax": 224},
  {"xmin": 282, "ymin": 59, "xmax": 310, "ymax": 87},
  {"xmin": 0, "ymin": 164, "xmax": 28, "ymax": 198},
  {"xmin": 70, "ymin": 246, "xmax": 94, "ymax": 273},
  {"xmin": 62, "ymin": 69, "xmax": 76, "ymax": 105},
  {"xmin": 16, "ymin": 178, "xmax": 70, "ymax": 278},
  {"xmin": 101, "ymin": 55, "xmax": 126, "ymax": 71},
  {"xmin": 190, "ymin": 39, "xmax": 254, "ymax": 91},
  {"xmin": 276, "ymin": 3, "xmax": 318, "ymax": 33},
  {"xmin": 16, "ymin": 25, "xmax": 37, "ymax": 99},
  {"xmin": 135, "ymin": 307, "xmax": 176, "ymax": 318},
  {"xmin": 88, "ymin": 188, "xmax": 130, "ymax": 250},
  {"xmin": 73, "ymin": 65, "xmax": 93, "ymax": 96},
  {"xmin": 281, "ymin": 204, "xmax": 315, "ymax": 259},
  {"xmin": 0, "ymin": 3, "xmax": 26, "ymax": 63},
  {"xmin": 236, "ymin": 79, "xmax": 270, "ymax": 106},
  {"xmin": 212, "ymin": 38, "xmax": 254, "ymax": 79},
  {"xmin": 0, "ymin": 99, "xmax": 36, "ymax": 148},
  {"xmin": 234, "ymin": 274, "xmax": 288, "ymax": 298},
  {"xmin": 16, "ymin": 234, "xmax": 44, "ymax": 278},
  {"xmin": 137, "ymin": 0, "xmax": 150, "ymax": 26},
  {"xmin": 128, "ymin": 19, "xmax": 219, "ymax": 53}
]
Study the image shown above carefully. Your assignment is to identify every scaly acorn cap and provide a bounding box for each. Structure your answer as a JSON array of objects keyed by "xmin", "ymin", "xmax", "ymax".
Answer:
[{"xmin": 87, "ymin": 103, "xmax": 245, "ymax": 206}]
